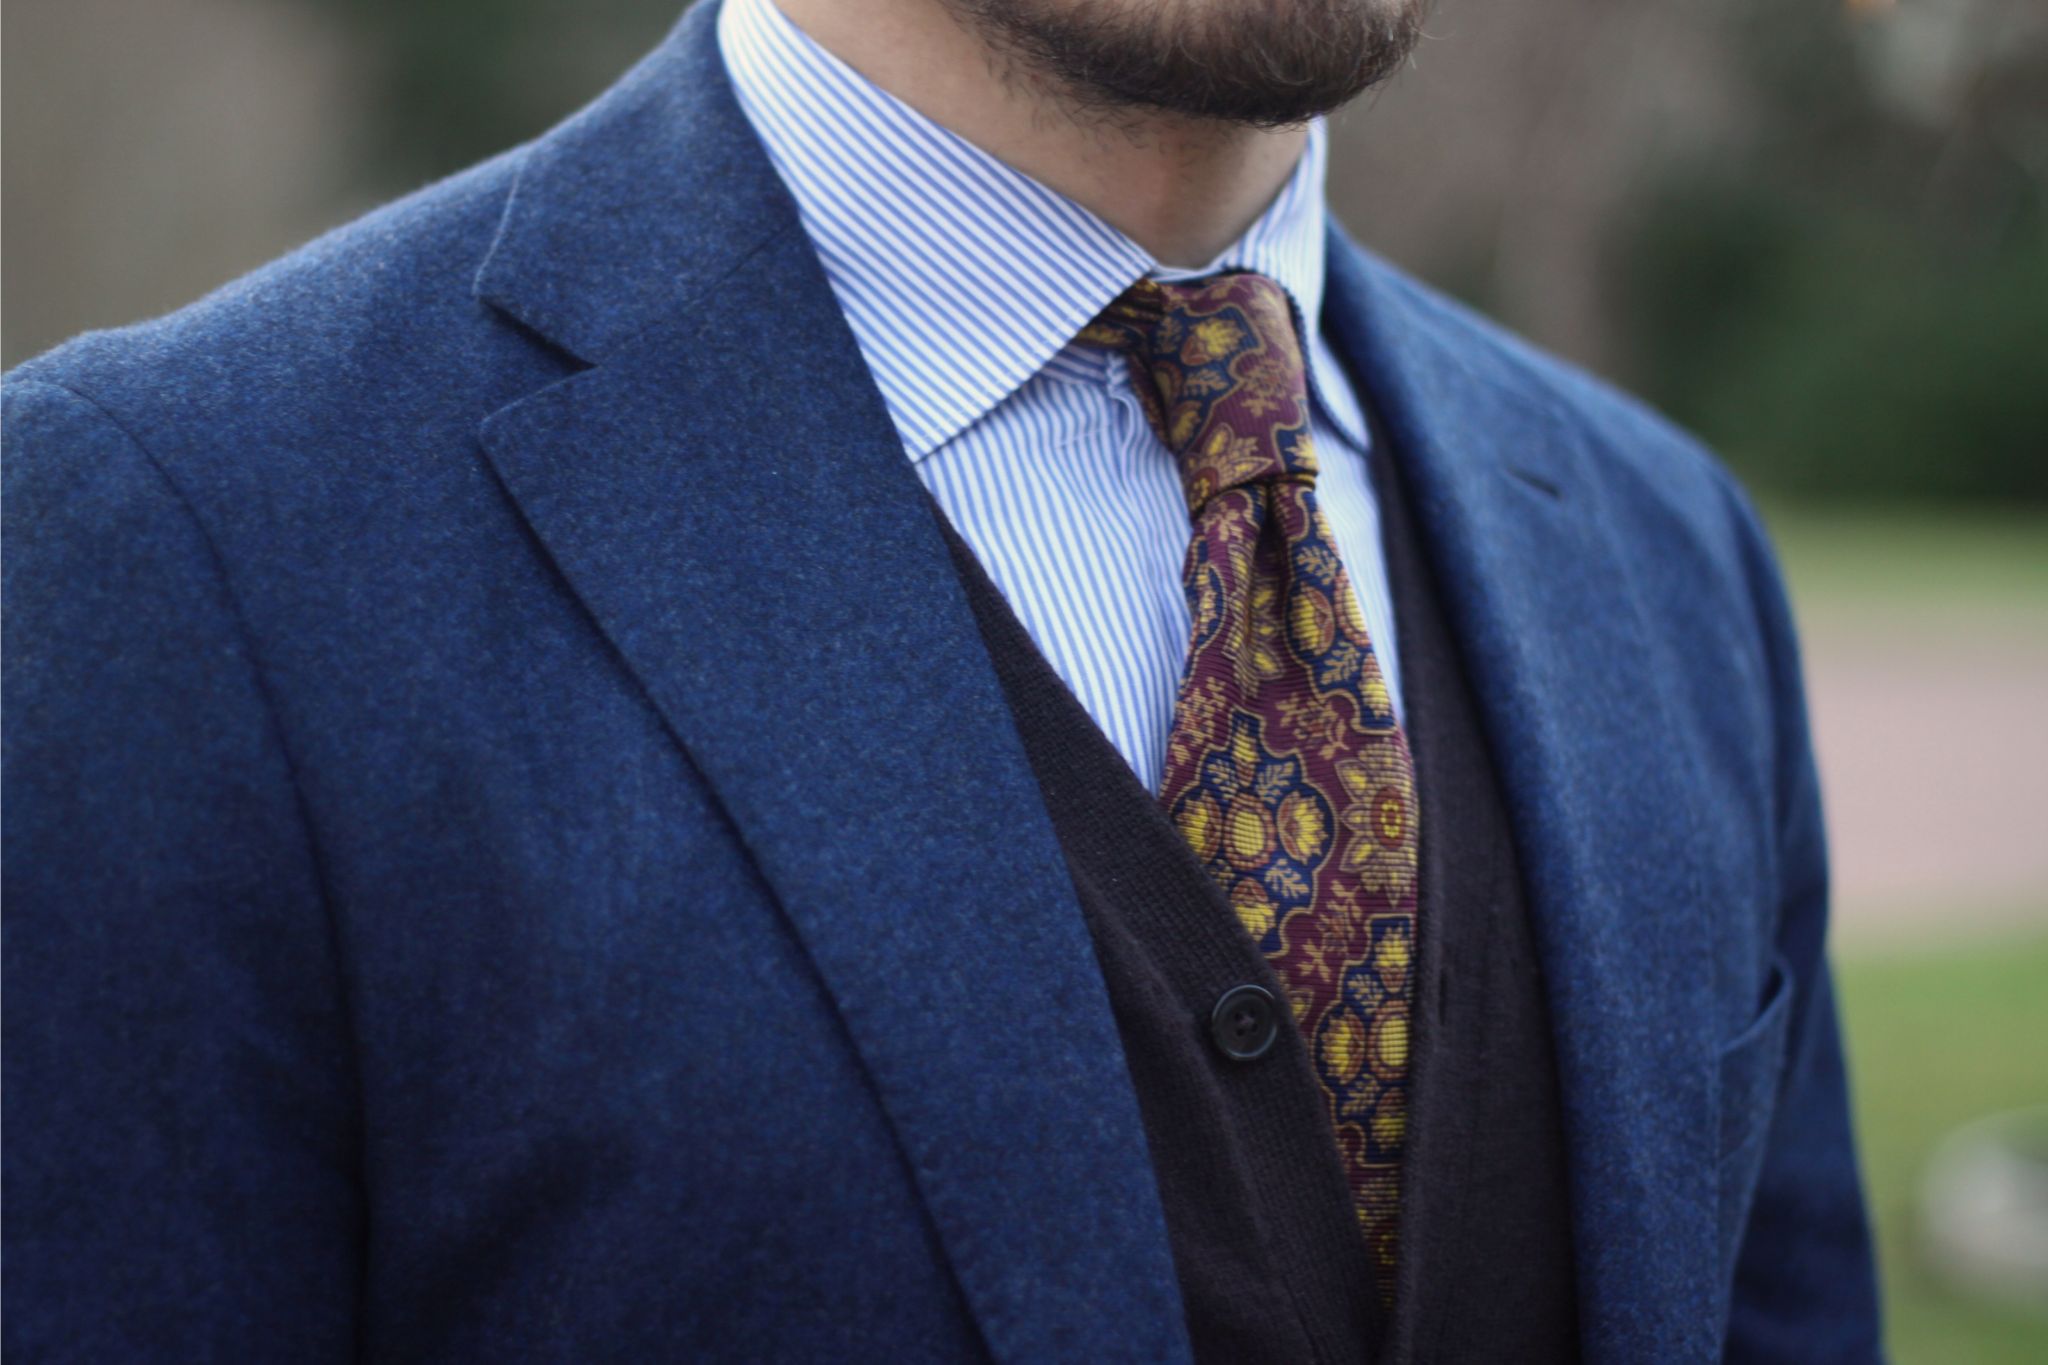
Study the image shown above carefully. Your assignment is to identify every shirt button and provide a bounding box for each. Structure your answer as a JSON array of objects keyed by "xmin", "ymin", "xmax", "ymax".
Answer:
[{"xmin": 1209, "ymin": 984, "xmax": 1281, "ymax": 1061}]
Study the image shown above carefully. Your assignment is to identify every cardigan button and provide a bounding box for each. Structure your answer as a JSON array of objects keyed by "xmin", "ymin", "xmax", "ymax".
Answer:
[{"xmin": 1209, "ymin": 984, "xmax": 1280, "ymax": 1062}]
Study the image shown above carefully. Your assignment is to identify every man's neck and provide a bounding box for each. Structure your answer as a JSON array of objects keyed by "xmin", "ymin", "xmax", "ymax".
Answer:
[{"xmin": 771, "ymin": 0, "xmax": 1308, "ymax": 269}]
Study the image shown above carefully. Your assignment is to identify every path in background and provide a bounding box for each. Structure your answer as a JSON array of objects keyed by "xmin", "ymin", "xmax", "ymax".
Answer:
[
  {"xmin": 1807, "ymin": 620, "xmax": 2048, "ymax": 943},
  {"xmin": 1773, "ymin": 511, "xmax": 2048, "ymax": 948}
]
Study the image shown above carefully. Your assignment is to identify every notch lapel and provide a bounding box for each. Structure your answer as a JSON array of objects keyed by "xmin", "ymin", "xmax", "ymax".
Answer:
[
  {"xmin": 1323, "ymin": 233, "xmax": 1719, "ymax": 1361},
  {"xmin": 471, "ymin": 7, "xmax": 1189, "ymax": 1360}
]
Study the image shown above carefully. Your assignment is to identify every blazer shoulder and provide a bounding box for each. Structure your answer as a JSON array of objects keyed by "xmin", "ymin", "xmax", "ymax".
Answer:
[
  {"xmin": 1345, "ymin": 243, "xmax": 1780, "ymax": 594},
  {"xmin": 4, "ymin": 144, "xmax": 566, "ymax": 485},
  {"xmin": 1365, "ymin": 251, "xmax": 1739, "ymax": 495}
]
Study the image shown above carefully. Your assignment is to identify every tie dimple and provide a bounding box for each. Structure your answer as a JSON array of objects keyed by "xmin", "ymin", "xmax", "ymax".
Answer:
[{"xmin": 1080, "ymin": 273, "xmax": 1319, "ymax": 516}]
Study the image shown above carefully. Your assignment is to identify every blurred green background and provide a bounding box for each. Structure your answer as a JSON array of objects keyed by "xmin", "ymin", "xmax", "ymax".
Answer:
[{"xmin": 5, "ymin": 0, "xmax": 2045, "ymax": 1355}]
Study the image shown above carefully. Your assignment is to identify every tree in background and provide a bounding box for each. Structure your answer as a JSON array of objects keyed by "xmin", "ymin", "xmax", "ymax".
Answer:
[{"xmin": 1624, "ymin": 0, "xmax": 2047, "ymax": 504}]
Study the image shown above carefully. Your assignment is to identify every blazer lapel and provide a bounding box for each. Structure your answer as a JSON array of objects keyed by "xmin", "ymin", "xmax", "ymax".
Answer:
[
  {"xmin": 470, "ymin": 7, "xmax": 1190, "ymax": 1360},
  {"xmin": 1323, "ymin": 232, "xmax": 1720, "ymax": 1360}
]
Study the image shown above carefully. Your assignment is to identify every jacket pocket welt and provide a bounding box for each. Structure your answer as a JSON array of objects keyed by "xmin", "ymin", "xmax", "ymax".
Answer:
[{"xmin": 1715, "ymin": 950, "xmax": 1795, "ymax": 1280}]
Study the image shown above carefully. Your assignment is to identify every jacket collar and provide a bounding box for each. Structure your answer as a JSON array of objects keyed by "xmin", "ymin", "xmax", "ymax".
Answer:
[{"xmin": 474, "ymin": 3, "xmax": 804, "ymax": 364}]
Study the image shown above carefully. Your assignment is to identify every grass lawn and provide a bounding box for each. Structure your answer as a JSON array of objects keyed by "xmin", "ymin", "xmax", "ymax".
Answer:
[{"xmin": 1836, "ymin": 932, "xmax": 2048, "ymax": 1362}]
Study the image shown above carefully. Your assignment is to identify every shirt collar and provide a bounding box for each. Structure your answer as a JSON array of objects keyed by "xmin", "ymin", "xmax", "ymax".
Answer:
[{"xmin": 719, "ymin": 0, "xmax": 1363, "ymax": 459}]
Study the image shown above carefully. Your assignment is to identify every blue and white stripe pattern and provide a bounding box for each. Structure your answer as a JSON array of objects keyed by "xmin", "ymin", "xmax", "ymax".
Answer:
[{"xmin": 718, "ymin": 0, "xmax": 1402, "ymax": 791}]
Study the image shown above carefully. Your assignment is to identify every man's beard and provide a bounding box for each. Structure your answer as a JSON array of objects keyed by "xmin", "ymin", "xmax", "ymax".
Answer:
[{"xmin": 940, "ymin": 0, "xmax": 1429, "ymax": 128}]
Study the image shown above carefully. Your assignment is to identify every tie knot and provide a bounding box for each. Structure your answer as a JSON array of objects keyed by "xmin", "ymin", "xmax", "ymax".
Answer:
[{"xmin": 1078, "ymin": 271, "xmax": 1319, "ymax": 516}]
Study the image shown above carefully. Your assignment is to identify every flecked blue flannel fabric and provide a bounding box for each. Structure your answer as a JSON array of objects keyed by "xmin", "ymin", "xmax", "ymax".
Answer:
[{"xmin": 2, "ymin": 1, "xmax": 1882, "ymax": 1360}]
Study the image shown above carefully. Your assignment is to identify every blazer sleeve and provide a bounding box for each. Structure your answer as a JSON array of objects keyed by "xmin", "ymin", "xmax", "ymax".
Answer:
[
  {"xmin": 2, "ymin": 379, "xmax": 362, "ymax": 1360},
  {"xmin": 1721, "ymin": 482, "xmax": 1886, "ymax": 1363}
]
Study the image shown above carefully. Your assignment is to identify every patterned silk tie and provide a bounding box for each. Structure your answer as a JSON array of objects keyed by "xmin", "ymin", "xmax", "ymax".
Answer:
[{"xmin": 1079, "ymin": 271, "xmax": 1420, "ymax": 1296}]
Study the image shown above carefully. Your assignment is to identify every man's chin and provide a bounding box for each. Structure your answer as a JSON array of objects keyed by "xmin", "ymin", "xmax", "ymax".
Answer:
[{"xmin": 944, "ymin": 0, "xmax": 1428, "ymax": 127}]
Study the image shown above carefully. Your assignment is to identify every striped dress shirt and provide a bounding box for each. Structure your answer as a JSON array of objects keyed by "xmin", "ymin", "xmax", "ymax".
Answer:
[{"xmin": 718, "ymin": 0, "xmax": 1402, "ymax": 791}]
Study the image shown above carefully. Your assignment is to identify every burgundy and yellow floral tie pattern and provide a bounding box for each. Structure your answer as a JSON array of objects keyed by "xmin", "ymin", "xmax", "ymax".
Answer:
[{"xmin": 1079, "ymin": 272, "xmax": 1419, "ymax": 1296}]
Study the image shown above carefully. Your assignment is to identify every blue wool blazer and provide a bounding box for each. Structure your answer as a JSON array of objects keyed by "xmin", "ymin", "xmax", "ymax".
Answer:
[{"xmin": 2, "ymin": 2, "xmax": 1882, "ymax": 1360}]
